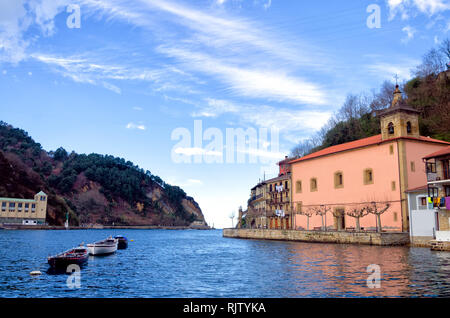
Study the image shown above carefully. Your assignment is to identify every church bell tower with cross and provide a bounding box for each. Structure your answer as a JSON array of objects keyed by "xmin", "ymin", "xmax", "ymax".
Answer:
[{"xmin": 378, "ymin": 77, "xmax": 420, "ymax": 141}]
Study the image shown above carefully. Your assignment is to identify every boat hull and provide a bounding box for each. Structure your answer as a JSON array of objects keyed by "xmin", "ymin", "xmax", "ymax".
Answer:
[
  {"xmin": 47, "ymin": 247, "xmax": 89, "ymax": 270},
  {"xmin": 117, "ymin": 240, "xmax": 128, "ymax": 249},
  {"xmin": 87, "ymin": 243, "xmax": 118, "ymax": 255},
  {"xmin": 115, "ymin": 236, "xmax": 128, "ymax": 249},
  {"xmin": 48, "ymin": 256, "xmax": 88, "ymax": 269}
]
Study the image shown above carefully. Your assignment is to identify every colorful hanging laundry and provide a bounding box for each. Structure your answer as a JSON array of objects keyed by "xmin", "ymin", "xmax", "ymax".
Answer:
[
  {"xmin": 427, "ymin": 197, "xmax": 434, "ymax": 210},
  {"xmin": 440, "ymin": 197, "xmax": 446, "ymax": 208}
]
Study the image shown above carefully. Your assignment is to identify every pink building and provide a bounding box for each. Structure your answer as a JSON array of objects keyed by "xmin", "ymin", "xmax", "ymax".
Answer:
[{"xmin": 290, "ymin": 87, "xmax": 449, "ymax": 232}]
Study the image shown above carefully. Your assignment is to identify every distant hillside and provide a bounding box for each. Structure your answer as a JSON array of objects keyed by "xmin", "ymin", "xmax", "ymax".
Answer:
[
  {"xmin": 0, "ymin": 121, "xmax": 206, "ymax": 227},
  {"xmin": 404, "ymin": 70, "xmax": 450, "ymax": 141}
]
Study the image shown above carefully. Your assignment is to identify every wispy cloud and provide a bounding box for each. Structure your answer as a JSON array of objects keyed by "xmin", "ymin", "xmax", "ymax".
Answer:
[
  {"xmin": 166, "ymin": 177, "xmax": 204, "ymax": 187},
  {"xmin": 174, "ymin": 147, "xmax": 223, "ymax": 157},
  {"xmin": 79, "ymin": 0, "xmax": 331, "ymax": 103},
  {"xmin": 126, "ymin": 122, "xmax": 147, "ymax": 130},
  {"xmin": 387, "ymin": 0, "xmax": 450, "ymax": 20},
  {"xmin": 0, "ymin": 0, "xmax": 30, "ymax": 63},
  {"xmin": 31, "ymin": 53, "xmax": 166, "ymax": 93},
  {"xmin": 0, "ymin": 0, "xmax": 73, "ymax": 63},
  {"xmin": 2, "ymin": 0, "xmax": 333, "ymax": 105},
  {"xmin": 365, "ymin": 57, "xmax": 420, "ymax": 81},
  {"xmin": 159, "ymin": 47, "xmax": 327, "ymax": 105},
  {"xmin": 193, "ymin": 98, "xmax": 331, "ymax": 135},
  {"xmin": 401, "ymin": 25, "xmax": 416, "ymax": 43}
]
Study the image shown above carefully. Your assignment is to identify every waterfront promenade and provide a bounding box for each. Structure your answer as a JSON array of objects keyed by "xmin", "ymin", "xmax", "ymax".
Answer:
[{"xmin": 223, "ymin": 228, "xmax": 410, "ymax": 246}]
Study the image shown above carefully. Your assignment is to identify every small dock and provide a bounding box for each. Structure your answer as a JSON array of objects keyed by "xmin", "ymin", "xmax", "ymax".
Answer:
[
  {"xmin": 223, "ymin": 228, "xmax": 410, "ymax": 246},
  {"xmin": 430, "ymin": 240, "xmax": 450, "ymax": 251}
]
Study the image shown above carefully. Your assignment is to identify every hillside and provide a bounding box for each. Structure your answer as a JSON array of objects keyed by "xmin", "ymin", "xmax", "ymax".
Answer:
[{"xmin": 0, "ymin": 121, "xmax": 206, "ymax": 227}]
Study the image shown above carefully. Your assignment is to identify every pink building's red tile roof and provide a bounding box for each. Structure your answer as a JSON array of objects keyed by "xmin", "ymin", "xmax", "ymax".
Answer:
[
  {"xmin": 423, "ymin": 145, "xmax": 450, "ymax": 160},
  {"xmin": 405, "ymin": 185, "xmax": 428, "ymax": 193},
  {"xmin": 289, "ymin": 134, "xmax": 450, "ymax": 164}
]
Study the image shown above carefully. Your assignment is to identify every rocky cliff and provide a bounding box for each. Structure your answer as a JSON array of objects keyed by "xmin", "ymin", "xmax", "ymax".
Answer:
[{"xmin": 0, "ymin": 121, "xmax": 206, "ymax": 227}]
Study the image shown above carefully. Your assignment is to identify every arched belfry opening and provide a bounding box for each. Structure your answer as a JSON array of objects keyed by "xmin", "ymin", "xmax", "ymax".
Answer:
[{"xmin": 388, "ymin": 122, "xmax": 394, "ymax": 135}]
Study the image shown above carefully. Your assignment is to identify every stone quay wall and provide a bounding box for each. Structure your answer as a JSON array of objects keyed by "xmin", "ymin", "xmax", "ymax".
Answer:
[{"xmin": 223, "ymin": 228, "xmax": 410, "ymax": 246}]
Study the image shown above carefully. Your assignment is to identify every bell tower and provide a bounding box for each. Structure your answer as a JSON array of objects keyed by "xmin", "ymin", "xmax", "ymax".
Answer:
[
  {"xmin": 378, "ymin": 85, "xmax": 421, "ymax": 232},
  {"xmin": 379, "ymin": 85, "xmax": 420, "ymax": 140}
]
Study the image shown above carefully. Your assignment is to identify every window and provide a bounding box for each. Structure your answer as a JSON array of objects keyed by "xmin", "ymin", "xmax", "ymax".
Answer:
[
  {"xmin": 393, "ymin": 212, "xmax": 398, "ymax": 222},
  {"xmin": 428, "ymin": 187, "xmax": 438, "ymax": 198},
  {"xmin": 426, "ymin": 162, "xmax": 436, "ymax": 173},
  {"xmin": 296, "ymin": 180, "xmax": 302, "ymax": 193},
  {"xmin": 364, "ymin": 169, "xmax": 373, "ymax": 185},
  {"xmin": 334, "ymin": 172, "xmax": 343, "ymax": 188},
  {"xmin": 443, "ymin": 159, "xmax": 450, "ymax": 179},
  {"xmin": 391, "ymin": 181, "xmax": 396, "ymax": 191},
  {"xmin": 444, "ymin": 186, "xmax": 450, "ymax": 197},
  {"xmin": 389, "ymin": 144, "xmax": 394, "ymax": 155},
  {"xmin": 1, "ymin": 202, "xmax": 6, "ymax": 212},
  {"xmin": 18, "ymin": 203, "xmax": 22, "ymax": 212},
  {"xmin": 296, "ymin": 202, "xmax": 302, "ymax": 213},
  {"xmin": 269, "ymin": 184, "xmax": 272, "ymax": 192},
  {"xmin": 25, "ymin": 203, "xmax": 29, "ymax": 212},
  {"xmin": 310, "ymin": 178, "xmax": 318, "ymax": 192},
  {"xmin": 40, "ymin": 196, "xmax": 46, "ymax": 201},
  {"xmin": 285, "ymin": 181, "xmax": 288, "ymax": 190},
  {"xmin": 410, "ymin": 161, "xmax": 415, "ymax": 172},
  {"xmin": 420, "ymin": 197, "xmax": 427, "ymax": 206},
  {"xmin": 31, "ymin": 203, "xmax": 36, "ymax": 212},
  {"xmin": 9, "ymin": 202, "xmax": 15, "ymax": 211},
  {"xmin": 388, "ymin": 122, "xmax": 394, "ymax": 135},
  {"xmin": 406, "ymin": 121, "xmax": 412, "ymax": 134}
]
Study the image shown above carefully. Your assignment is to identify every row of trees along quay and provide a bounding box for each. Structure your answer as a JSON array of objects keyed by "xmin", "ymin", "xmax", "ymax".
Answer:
[{"xmin": 296, "ymin": 201, "xmax": 394, "ymax": 233}]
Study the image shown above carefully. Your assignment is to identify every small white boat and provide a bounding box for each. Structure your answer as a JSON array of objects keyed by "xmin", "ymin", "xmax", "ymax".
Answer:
[{"xmin": 87, "ymin": 237, "xmax": 118, "ymax": 255}]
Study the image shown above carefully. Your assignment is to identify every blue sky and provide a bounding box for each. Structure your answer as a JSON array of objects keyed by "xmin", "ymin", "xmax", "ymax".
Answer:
[{"xmin": 1, "ymin": 0, "xmax": 449, "ymax": 228}]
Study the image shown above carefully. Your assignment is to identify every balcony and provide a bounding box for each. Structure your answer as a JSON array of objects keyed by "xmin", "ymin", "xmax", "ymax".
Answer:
[
  {"xmin": 268, "ymin": 188, "xmax": 289, "ymax": 194},
  {"xmin": 426, "ymin": 159, "xmax": 450, "ymax": 186},
  {"xmin": 249, "ymin": 193, "xmax": 264, "ymax": 201},
  {"xmin": 266, "ymin": 197, "xmax": 286, "ymax": 205},
  {"xmin": 427, "ymin": 172, "xmax": 438, "ymax": 182},
  {"xmin": 427, "ymin": 174, "xmax": 450, "ymax": 186}
]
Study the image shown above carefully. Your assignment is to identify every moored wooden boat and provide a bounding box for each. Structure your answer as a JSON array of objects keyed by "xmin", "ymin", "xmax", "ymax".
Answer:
[
  {"xmin": 47, "ymin": 246, "xmax": 89, "ymax": 269},
  {"xmin": 114, "ymin": 235, "xmax": 128, "ymax": 249},
  {"xmin": 87, "ymin": 236, "xmax": 118, "ymax": 255}
]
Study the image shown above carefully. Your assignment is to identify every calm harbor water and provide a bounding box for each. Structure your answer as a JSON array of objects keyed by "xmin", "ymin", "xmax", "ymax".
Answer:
[{"xmin": 0, "ymin": 229, "xmax": 450, "ymax": 298}]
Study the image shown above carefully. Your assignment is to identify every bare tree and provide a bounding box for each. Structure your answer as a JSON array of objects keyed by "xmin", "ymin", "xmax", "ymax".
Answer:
[
  {"xmin": 370, "ymin": 80, "xmax": 396, "ymax": 111},
  {"xmin": 439, "ymin": 38, "xmax": 450, "ymax": 62},
  {"xmin": 297, "ymin": 207, "xmax": 315, "ymax": 231},
  {"xmin": 229, "ymin": 211, "xmax": 236, "ymax": 228},
  {"xmin": 291, "ymin": 139, "xmax": 315, "ymax": 158},
  {"xmin": 346, "ymin": 205, "xmax": 370, "ymax": 232},
  {"xmin": 311, "ymin": 205, "xmax": 331, "ymax": 231},
  {"xmin": 364, "ymin": 202, "xmax": 390, "ymax": 233},
  {"xmin": 414, "ymin": 48, "xmax": 447, "ymax": 77}
]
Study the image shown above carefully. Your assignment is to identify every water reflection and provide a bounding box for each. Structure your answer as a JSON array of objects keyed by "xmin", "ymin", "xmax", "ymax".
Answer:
[
  {"xmin": 281, "ymin": 243, "xmax": 411, "ymax": 297},
  {"xmin": 1, "ymin": 230, "xmax": 450, "ymax": 297}
]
